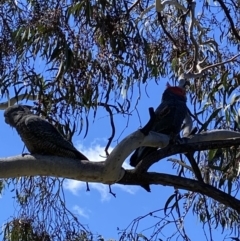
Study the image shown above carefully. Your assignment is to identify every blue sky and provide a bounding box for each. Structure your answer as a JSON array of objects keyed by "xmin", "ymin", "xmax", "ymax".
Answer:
[{"xmin": 0, "ymin": 78, "xmax": 235, "ymax": 241}]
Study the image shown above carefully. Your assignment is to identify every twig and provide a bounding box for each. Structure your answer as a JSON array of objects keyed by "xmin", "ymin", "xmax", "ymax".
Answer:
[
  {"xmin": 128, "ymin": 0, "xmax": 141, "ymax": 12},
  {"xmin": 103, "ymin": 104, "xmax": 116, "ymax": 156},
  {"xmin": 157, "ymin": 12, "xmax": 177, "ymax": 48},
  {"xmin": 109, "ymin": 185, "xmax": 116, "ymax": 197},
  {"xmin": 0, "ymin": 94, "xmax": 38, "ymax": 110},
  {"xmin": 216, "ymin": 0, "xmax": 240, "ymax": 42},
  {"xmin": 188, "ymin": 2, "xmax": 198, "ymax": 71},
  {"xmin": 185, "ymin": 152, "xmax": 203, "ymax": 182},
  {"xmin": 167, "ymin": 158, "xmax": 192, "ymax": 171},
  {"xmin": 156, "ymin": 0, "xmax": 186, "ymax": 12},
  {"xmin": 98, "ymin": 102, "xmax": 128, "ymax": 114},
  {"xmin": 199, "ymin": 39, "xmax": 222, "ymax": 62},
  {"xmin": 182, "ymin": 53, "xmax": 240, "ymax": 80},
  {"xmin": 86, "ymin": 182, "xmax": 90, "ymax": 191}
]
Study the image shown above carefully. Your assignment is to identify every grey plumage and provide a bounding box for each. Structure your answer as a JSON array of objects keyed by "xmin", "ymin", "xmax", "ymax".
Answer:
[{"xmin": 4, "ymin": 105, "xmax": 88, "ymax": 160}]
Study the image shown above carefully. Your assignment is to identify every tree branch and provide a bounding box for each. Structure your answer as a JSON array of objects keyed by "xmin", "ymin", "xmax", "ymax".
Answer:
[
  {"xmin": 216, "ymin": 0, "xmax": 240, "ymax": 42},
  {"xmin": 0, "ymin": 154, "xmax": 106, "ymax": 181},
  {"xmin": 181, "ymin": 53, "xmax": 240, "ymax": 80},
  {"xmin": 0, "ymin": 94, "xmax": 38, "ymax": 110},
  {"xmin": 0, "ymin": 128, "xmax": 171, "ymax": 183},
  {"xmin": 135, "ymin": 130, "xmax": 240, "ymax": 172},
  {"xmin": 128, "ymin": 0, "xmax": 141, "ymax": 12},
  {"xmin": 1, "ymin": 154, "xmax": 239, "ymax": 211},
  {"xmin": 117, "ymin": 171, "xmax": 240, "ymax": 213},
  {"xmin": 1, "ymin": 130, "xmax": 240, "ymax": 183},
  {"xmin": 188, "ymin": 1, "xmax": 198, "ymax": 71},
  {"xmin": 1, "ymin": 129, "xmax": 240, "ymax": 212},
  {"xmin": 184, "ymin": 152, "xmax": 203, "ymax": 182},
  {"xmin": 101, "ymin": 103, "xmax": 116, "ymax": 156},
  {"xmin": 102, "ymin": 130, "xmax": 169, "ymax": 182},
  {"xmin": 157, "ymin": 12, "xmax": 177, "ymax": 48},
  {"xmin": 156, "ymin": 0, "xmax": 186, "ymax": 12}
]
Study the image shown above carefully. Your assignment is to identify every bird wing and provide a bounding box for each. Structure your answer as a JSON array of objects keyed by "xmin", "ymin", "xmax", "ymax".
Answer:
[
  {"xmin": 182, "ymin": 110, "xmax": 193, "ymax": 138},
  {"xmin": 130, "ymin": 100, "xmax": 187, "ymax": 167},
  {"xmin": 24, "ymin": 115, "xmax": 89, "ymax": 160},
  {"xmin": 152, "ymin": 101, "xmax": 177, "ymax": 132},
  {"xmin": 130, "ymin": 102, "xmax": 170, "ymax": 167},
  {"xmin": 155, "ymin": 99, "xmax": 188, "ymax": 134}
]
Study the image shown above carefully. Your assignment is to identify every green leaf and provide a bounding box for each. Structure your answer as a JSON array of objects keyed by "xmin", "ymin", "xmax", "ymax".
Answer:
[
  {"xmin": 65, "ymin": 47, "xmax": 73, "ymax": 71},
  {"xmin": 227, "ymin": 180, "xmax": 232, "ymax": 194},
  {"xmin": 56, "ymin": 59, "xmax": 64, "ymax": 79},
  {"xmin": 49, "ymin": 45, "xmax": 62, "ymax": 62},
  {"xmin": 221, "ymin": 71, "xmax": 228, "ymax": 89},
  {"xmin": 142, "ymin": 71, "xmax": 148, "ymax": 83},
  {"xmin": 83, "ymin": 114, "xmax": 89, "ymax": 138},
  {"xmin": 199, "ymin": 107, "xmax": 222, "ymax": 132},
  {"xmin": 208, "ymin": 149, "xmax": 218, "ymax": 161},
  {"xmin": 230, "ymin": 94, "xmax": 240, "ymax": 105},
  {"xmin": 164, "ymin": 194, "xmax": 176, "ymax": 214}
]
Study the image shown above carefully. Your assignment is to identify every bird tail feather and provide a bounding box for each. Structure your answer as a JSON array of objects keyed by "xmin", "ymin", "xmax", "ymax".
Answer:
[
  {"xmin": 129, "ymin": 146, "xmax": 157, "ymax": 167},
  {"xmin": 74, "ymin": 151, "xmax": 89, "ymax": 161}
]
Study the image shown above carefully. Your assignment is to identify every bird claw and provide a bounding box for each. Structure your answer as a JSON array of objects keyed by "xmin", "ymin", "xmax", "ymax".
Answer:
[
  {"xmin": 169, "ymin": 133, "xmax": 181, "ymax": 144},
  {"xmin": 177, "ymin": 137, "xmax": 189, "ymax": 144}
]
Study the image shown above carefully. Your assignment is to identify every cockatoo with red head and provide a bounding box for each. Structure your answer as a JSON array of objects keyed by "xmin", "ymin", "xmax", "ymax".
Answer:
[{"xmin": 130, "ymin": 83, "xmax": 190, "ymax": 167}]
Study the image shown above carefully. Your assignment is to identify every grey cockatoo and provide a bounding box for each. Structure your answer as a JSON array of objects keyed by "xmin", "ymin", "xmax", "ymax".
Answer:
[
  {"xmin": 130, "ymin": 83, "xmax": 191, "ymax": 167},
  {"xmin": 4, "ymin": 105, "xmax": 89, "ymax": 160}
]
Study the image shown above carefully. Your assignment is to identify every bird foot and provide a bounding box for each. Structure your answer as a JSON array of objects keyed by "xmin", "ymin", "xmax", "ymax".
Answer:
[
  {"xmin": 176, "ymin": 137, "xmax": 188, "ymax": 144},
  {"xmin": 178, "ymin": 127, "xmax": 197, "ymax": 144},
  {"xmin": 169, "ymin": 133, "xmax": 181, "ymax": 144}
]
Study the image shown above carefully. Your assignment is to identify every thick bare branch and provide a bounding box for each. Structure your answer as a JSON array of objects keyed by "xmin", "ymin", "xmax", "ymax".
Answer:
[
  {"xmin": 1, "ymin": 130, "xmax": 240, "ymax": 182},
  {"xmin": 0, "ymin": 128, "xmax": 240, "ymax": 214},
  {"xmin": 0, "ymin": 155, "xmax": 105, "ymax": 181},
  {"xmin": 1, "ymin": 154, "xmax": 240, "ymax": 212},
  {"xmin": 103, "ymin": 130, "xmax": 169, "ymax": 181},
  {"xmin": 118, "ymin": 171, "xmax": 240, "ymax": 213},
  {"xmin": 0, "ymin": 129, "xmax": 170, "ymax": 183},
  {"xmin": 136, "ymin": 130, "xmax": 240, "ymax": 172}
]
